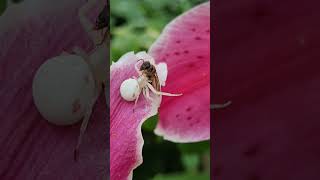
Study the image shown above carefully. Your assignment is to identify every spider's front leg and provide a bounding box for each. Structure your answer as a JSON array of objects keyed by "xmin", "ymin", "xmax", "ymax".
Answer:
[
  {"xmin": 144, "ymin": 86, "xmax": 154, "ymax": 102},
  {"xmin": 146, "ymin": 83, "xmax": 182, "ymax": 97},
  {"xmin": 74, "ymin": 94, "xmax": 97, "ymax": 161},
  {"xmin": 133, "ymin": 87, "xmax": 142, "ymax": 113},
  {"xmin": 134, "ymin": 62, "xmax": 143, "ymax": 76}
]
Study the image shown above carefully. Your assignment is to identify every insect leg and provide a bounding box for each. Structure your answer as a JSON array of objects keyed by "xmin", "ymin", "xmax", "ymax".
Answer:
[
  {"xmin": 144, "ymin": 86, "xmax": 154, "ymax": 102},
  {"xmin": 147, "ymin": 83, "xmax": 182, "ymax": 97},
  {"xmin": 210, "ymin": 101, "xmax": 232, "ymax": 109}
]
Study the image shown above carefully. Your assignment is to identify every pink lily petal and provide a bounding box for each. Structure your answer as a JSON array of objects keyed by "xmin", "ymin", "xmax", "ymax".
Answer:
[
  {"xmin": 213, "ymin": 1, "xmax": 320, "ymax": 179},
  {"xmin": 149, "ymin": 2, "xmax": 210, "ymax": 142},
  {"xmin": 0, "ymin": 0, "xmax": 107, "ymax": 179},
  {"xmin": 110, "ymin": 51, "xmax": 162, "ymax": 180}
]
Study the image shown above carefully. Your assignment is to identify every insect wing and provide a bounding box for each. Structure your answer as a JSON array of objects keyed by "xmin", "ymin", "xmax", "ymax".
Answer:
[{"xmin": 152, "ymin": 73, "xmax": 161, "ymax": 92}]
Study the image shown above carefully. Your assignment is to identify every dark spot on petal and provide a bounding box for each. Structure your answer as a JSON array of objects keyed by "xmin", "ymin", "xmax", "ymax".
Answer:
[
  {"xmin": 195, "ymin": 36, "xmax": 202, "ymax": 40},
  {"xmin": 186, "ymin": 107, "xmax": 192, "ymax": 112},
  {"xmin": 188, "ymin": 64, "xmax": 195, "ymax": 68},
  {"xmin": 72, "ymin": 99, "xmax": 81, "ymax": 114},
  {"xmin": 184, "ymin": 50, "xmax": 189, "ymax": 54},
  {"xmin": 174, "ymin": 52, "xmax": 180, "ymax": 55},
  {"xmin": 243, "ymin": 143, "xmax": 261, "ymax": 158},
  {"xmin": 165, "ymin": 53, "xmax": 169, "ymax": 57},
  {"xmin": 191, "ymin": 28, "xmax": 196, "ymax": 32},
  {"xmin": 176, "ymin": 114, "xmax": 180, "ymax": 118},
  {"xmin": 176, "ymin": 40, "xmax": 181, "ymax": 43},
  {"xmin": 187, "ymin": 116, "xmax": 192, "ymax": 120},
  {"xmin": 197, "ymin": 56, "xmax": 204, "ymax": 59},
  {"xmin": 206, "ymin": 29, "xmax": 210, "ymax": 33}
]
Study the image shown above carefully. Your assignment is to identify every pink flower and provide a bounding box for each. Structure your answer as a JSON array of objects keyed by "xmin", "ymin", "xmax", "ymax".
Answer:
[
  {"xmin": 0, "ymin": 0, "xmax": 108, "ymax": 179},
  {"xmin": 110, "ymin": 2, "xmax": 210, "ymax": 179}
]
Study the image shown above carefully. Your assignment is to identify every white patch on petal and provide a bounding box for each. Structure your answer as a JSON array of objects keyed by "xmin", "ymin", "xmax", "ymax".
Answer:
[{"xmin": 156, "ymin": 62, "xmax": 168, "ymax": 86}]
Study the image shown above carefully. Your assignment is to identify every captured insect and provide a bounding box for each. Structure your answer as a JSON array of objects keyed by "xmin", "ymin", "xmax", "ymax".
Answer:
[
  {"xmin": 32, "ymin": 0, "xmax": 108, "ymax": 161},
  {"xmin": 120, "ymin": 53, "xmax": 182, "ymax": 108}
]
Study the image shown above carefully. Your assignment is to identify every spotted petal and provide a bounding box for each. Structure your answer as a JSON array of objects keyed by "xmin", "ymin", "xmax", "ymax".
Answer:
[
  {"xmin": 149, "ymin": 2, "xmax": 210, "ymax": 142},
  {"xmin": 0, "ymin": 0, "xmax": 108, "ymax": 179}
]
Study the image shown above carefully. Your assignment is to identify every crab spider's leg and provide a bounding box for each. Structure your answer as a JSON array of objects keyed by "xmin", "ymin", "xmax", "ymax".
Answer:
[
  {"xmin": 147, "ymin": 83, "xmax": 182, "ymax": 97},
  {"xmin": 134, "ymin": 62, "xmax": 142, "ymax": 76},
  {"xmin": 211, "ymin": 101, "xmax": 232, "ymax": 109},
  {"xmin": 74, "ymin": 95, "xmax": 97, "ymax": 161},
  {"xmin": 133, "ymin": 88, "xmax": 142, "ymax": 112},
  {"xmin": 144, "ymin": 86, "xmax": 154, "ymax": 102},
  {"xmin": 78, "ymin": 0, "xmax": 101, "ymax": 45}
]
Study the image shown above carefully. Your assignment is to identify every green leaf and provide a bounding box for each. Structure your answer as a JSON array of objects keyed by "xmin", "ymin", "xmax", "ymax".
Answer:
[
  {"xmin": 0, "ymin": 0, "xmax": 7, "ymax": 16},
  {"xmin": 181, "ymin": 153, "xmax": 199, "ymax": 173},
  {"xmin": 142, "ymin": 115, "xmax": 158, "ymax": 131},
  {"xmin": 178, "ymin": 141, "xmax": 210, "ymax": 154},
  {"xmin": 153, "ymin": 172, "xmax": 210, "ymax": 180}
]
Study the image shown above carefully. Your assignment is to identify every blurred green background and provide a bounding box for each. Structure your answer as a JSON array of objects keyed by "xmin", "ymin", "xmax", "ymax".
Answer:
[
  {"xmin": 0, "ymin": 0, "xmax": 210, "ymax": 179},
  {"xmin": 111, "ymin": 0, "xmax": 210, "ymax": 180}
]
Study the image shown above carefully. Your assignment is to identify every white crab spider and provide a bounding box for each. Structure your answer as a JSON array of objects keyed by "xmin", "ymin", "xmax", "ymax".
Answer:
[
  {"xmin": 32, "ymin": 0, "xmax": 107, "ymax": 160},
  {"xmin": 120, "ymin": 52, "xmax": 182, "ymax": 108}
]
